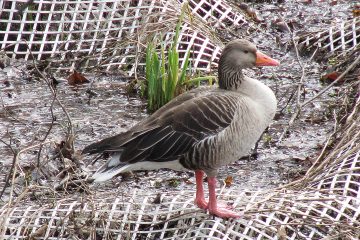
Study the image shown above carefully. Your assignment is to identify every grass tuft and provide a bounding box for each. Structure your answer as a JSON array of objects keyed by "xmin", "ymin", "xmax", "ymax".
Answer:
[{"xmin": 143, "ymin": 6, "xmax": 215, "ymax": 112}]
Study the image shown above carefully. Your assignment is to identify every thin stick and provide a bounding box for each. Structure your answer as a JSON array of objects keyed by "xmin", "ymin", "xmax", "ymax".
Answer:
[
  {"xmin": 302, "ymin": 109, "xmax": 338, "ymax": 176},
  {"xmin": 277, "ymin": 18, "xmax": 307, "ymax": 142},
  {"xmin": 301, "ymin": 54, "xmax": 360, "ymax": 107},
  {"xmin": 25, "ymin": 40, "xmax": 74, "ymax": 136},
  {"xmin": 0, "ymin": 141, "xmax": 51, "ymax": 237},
  {"xmin": 0, "ymin": 139, "xmax": 17, "ymax": 200},
  {"xmin": 36, "ymin": 94, "xmax": 56, "ymax": 167}
]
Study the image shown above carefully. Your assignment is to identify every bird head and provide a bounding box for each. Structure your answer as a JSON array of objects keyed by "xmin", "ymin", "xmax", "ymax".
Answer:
[{"xmin": 219, "ymin": 39, "xmax": 280, "ymax": 70}]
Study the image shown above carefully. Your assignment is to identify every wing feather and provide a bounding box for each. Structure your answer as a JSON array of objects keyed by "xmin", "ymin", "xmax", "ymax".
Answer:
[{"xmin": 83, "ymin": 89, "xmax": 241, "ymax": 165}]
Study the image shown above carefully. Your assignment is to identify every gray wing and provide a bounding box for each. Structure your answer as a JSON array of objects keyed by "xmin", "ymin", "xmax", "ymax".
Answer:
[{"xmin": 82, "ymin": 89, "xmax": 240, "ymax": 164}]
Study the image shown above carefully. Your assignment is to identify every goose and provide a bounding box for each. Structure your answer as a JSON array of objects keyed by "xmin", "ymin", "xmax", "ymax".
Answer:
[{"xmin": 82, "ymin": 39, "xmax": 280, "ymax": 218}]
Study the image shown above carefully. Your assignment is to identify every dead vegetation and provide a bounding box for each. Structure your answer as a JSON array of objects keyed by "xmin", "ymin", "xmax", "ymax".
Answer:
[{"xmin": 0, "ymin": 0, "xmax": 360, "ymax": 239}]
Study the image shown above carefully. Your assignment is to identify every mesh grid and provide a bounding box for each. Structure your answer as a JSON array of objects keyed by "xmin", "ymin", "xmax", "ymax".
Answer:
[
  {"xmin": 1, "ymin": 0, "xmax": 360, "ymax": 239},
  {"xmin": 0, "ymin": 0, "xmax": 253, "ymax": 73},
  {"xmin": 1, "ymin": 110, "xmax": 360, "ymax": 239},
  {"xmin": 298, "ymin": 17, "xmax": 360, "ymax": 58}
]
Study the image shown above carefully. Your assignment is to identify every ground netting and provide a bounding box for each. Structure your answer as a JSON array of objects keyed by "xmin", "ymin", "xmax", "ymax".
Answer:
[
  {"xmin": 0, "ymin": 101, "xmax": 359, "ymax": 239},
  {"xmin": 0, "ymin": 0, "xmax": 253, "ymax": 73},
  {"xmin": 1, "ymin": 0, "xmax": 360, "ymax": 239},
  {"xmin": 298, "ymin": 16, "xmax": 360, "ymax": 78},
  {"xmin": 298, "ymin": 17, "xmax": 360, "ymax": 58}
]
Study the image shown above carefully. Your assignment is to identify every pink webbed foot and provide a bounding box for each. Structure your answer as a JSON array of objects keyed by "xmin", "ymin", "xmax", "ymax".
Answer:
[
  {"xmin": 217, "ymin": 200, "xmax": 234, "ymax": 210},
  {"xmin": 208, "ymin": 205, "xmax": 241, "ymax": 219},
  {"xmin": 195, "ymin": 198, "xmax": 233, "ymax": 210},
  {"xmin": 195, "ymin": 171, "xmax": 240, "ymax": 218}
]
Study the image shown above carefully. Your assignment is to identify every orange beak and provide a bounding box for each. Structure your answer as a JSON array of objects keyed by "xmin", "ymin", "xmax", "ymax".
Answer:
[{"xmin": 255, "ymin": 51, "xmax": 280, "ymax": 67}]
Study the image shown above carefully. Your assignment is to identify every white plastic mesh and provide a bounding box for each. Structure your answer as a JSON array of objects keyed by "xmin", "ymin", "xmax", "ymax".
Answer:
[
  {"xmin": 1, "ymin": 0, "xmax": 360, "ymax": 239},
  {"xmin": 298, "ymin": 17, "xmax": 360, "ymax": 58},
  {"xmin": 0, "ymin": 0, "xmax": 252, "ymax": 73},
  {"xmin": 1, "ymin": 131, "xmax": 360, "ymax": 239}
]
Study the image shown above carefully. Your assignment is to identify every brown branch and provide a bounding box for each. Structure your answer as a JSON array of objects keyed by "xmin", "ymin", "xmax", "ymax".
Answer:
[
  {"xmin": 0, "ymin": 141, "xmax": 52, "ymax": 237},
  {"xmin": 36, "ymin": 94, "xmax": 56, "ymax": 168},
  {"xmin": 301, "ymin": 54, "xmax": 360, "ymax": 107},
  {"xmin": 0, "ymin": 139, "xmax": 17, "ymax": 201},
  {"xmin": 276, "ymin": 15, "xmax": 314, "ymax": 142},
  {"xmin": 25, "ymin": 40, "xmax": 74, "ymax": 137}
]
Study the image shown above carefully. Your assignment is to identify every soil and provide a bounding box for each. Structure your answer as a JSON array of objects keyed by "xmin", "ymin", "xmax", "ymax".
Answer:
[{"xmin": 0, "ymin": 0, "xmax": 357, "ymax": 203}]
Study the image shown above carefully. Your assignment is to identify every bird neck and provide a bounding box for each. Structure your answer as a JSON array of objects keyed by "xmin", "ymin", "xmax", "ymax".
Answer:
[
  {"xmin": 218, "ymin": 60, "xmax": 277, "ymax": 119},
  {"xmin": 218, "ymin": 61, "xmax": 244, "ymax": 90}
]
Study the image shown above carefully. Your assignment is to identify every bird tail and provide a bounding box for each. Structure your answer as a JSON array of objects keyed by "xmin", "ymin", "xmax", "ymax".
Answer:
[{"xmin": 90, "ymin": 153, "xmax": 130, "ymax": 182}]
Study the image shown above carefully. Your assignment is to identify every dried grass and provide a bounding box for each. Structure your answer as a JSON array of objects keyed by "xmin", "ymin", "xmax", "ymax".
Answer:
[{"xmin": 1, "ymin": 0, "xmax": 360, "ymax": 239}]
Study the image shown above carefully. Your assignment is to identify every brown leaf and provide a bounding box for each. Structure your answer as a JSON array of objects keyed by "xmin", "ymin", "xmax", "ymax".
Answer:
[
  {"xmin": 152, "ymin": 193, "xmax": 162, "ymax": 204},
  {"xmin": 292, "ymin": 155, "xmax": 309, "ymax": 161},
  {"xmin": 237, "ymin": 3, "xmax": 262, "ymax": 22},
  {"xmin": 322, "ymin": 71, "xmax": 340, "ymax": 81},
  {"xmin": 55, "ymin": 135, "xmax": 75, "ymax": 159},
  {"xmin": 67, "ymin": 70, "xmax": 89, "ymax": 85},
  {"xmin": 277, "ymin": 225, "xmax": 287, "ymax": 240},
  {"xmin": 248, "ymin": 10, "xmax": 263, "ymax": 23},
  {"xmin": 274, "ymin": 21, "xmax": 289, "ymax": 32},
  {"xmin": 225, "ymin": 176, "xmax": 233, "ymax": 188},
  {"xmin": 353, "ymin": 9, "xmax": 360, "ymax": 17},
  {"xmin": 29, "ymin": 223, "xmax": 48, "ymax": 239},
  {"xmin": 183, "ymin": 178, "xmax": 193, "ymax": 185},
  {"xmin": 330, "ymin": 0, "xmax": 338, "ymax": 6},
  {"xmin": 301, "ymin": 0, "xmax": 312, "ymax": 4}
]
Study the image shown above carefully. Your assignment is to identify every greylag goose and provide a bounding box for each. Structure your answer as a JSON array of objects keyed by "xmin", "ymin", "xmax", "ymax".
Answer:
[{"xmin": 83, "ymin": 39, "xmax": 279, "ymax": 218}]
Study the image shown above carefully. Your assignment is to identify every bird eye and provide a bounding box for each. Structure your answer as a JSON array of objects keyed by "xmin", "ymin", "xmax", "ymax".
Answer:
[{"xmin": 244, "ymin": 50, "xmax": 249, "ymax": 54}]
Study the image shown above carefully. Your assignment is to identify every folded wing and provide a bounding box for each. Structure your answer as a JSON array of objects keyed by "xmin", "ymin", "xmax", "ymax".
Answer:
[{"xmin": 83, "ymin": 89, "xmax": 240, "ymax": 165}]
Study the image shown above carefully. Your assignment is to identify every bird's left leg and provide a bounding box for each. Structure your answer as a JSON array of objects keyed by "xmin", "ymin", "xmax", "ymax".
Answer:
[{"xmin": 194, "ymin": 170, "xmax": 208, "ymax": 209}]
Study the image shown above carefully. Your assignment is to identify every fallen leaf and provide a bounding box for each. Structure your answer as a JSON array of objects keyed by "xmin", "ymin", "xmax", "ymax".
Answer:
[
  {"xmin": 237, "ymin": 3, "xmax": 263, "ymax": 22},
  {"xmin": 330, "ymin": 0, "xmax": 337, "ymax": 6},
  {"xmin": 321, "ymin": 71, "xmax": 340, "ymax": 81},
  {"xmin": 277, "ymin": 225, "xmax": 287, "ymax": 240},
  {"xmin": 225, "ymin": 176, "xmax": 233, "ymax": 187},
  {"xmin": 273, "ymin": 19, "xmax": 289, "ymax": 32},
  {"xmin": 237, "ymin": 3, "xmax": 249, "ymax": 11},
  {"xmin": 247, "ymin": 9, "xmax": 263, "ymax": 22},
  {"xmin": 67, "ymin": 70, "xmax": 89, "ymax": 85},
  {"xmin": 55, "ymin": 135, "xmax": 75, "ymax": 159},
  {"xmin": 168, "ymin": 178, "xmax": 180, "ymax": 188},
  {"xmin": 353, "ymin": 9, "xmax": 360, "ymax": 17},
  {"xmin": 301, "ymin": 0, "xmax": 312, "ymax": 4},
  {"xmin": 152, "ymin": 193, "xmax": 162, "ymax": 204},
  {"xmin": 292, "ymin": 155, "xmax": 309, "ymax": 161},
  {"xmin": 183, "ymin": 178, "xmax": 193, "ymax": 184},
  {"xmin": 29, "ymin": 223, "xmax": 48, "ymax": 239}
]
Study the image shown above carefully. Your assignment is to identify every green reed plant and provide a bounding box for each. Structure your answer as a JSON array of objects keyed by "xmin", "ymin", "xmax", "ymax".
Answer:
[{"xmin": 144, "ymin": 10, "xmax": 215, "ymax": 112}]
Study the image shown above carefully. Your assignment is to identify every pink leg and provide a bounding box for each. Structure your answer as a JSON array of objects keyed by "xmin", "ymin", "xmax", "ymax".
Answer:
[
  {"xmin": 194, "ymin": 170, "xmax": 208, "ymax": 209},
  {"xmin": 207, "ymin": 177, "xmax": 241, "ymax": 218}
]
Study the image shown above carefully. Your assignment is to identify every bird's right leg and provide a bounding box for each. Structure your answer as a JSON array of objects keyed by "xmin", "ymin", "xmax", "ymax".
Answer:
[
  {"xmin": 207, "ymin": 176, "xmax": 241, "ymax": 218},
  {"xmin": 194, "ymin": 170, "xmax": 208, "ymax": 209}
]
